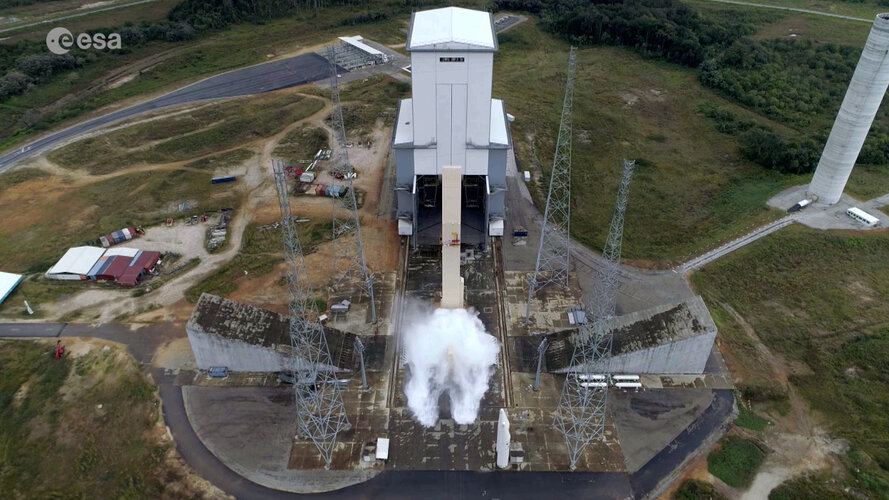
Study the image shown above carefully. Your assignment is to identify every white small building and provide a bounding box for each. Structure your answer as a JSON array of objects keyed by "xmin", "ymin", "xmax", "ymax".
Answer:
[{"xmin": 45, "ymin": 246, "xmax": 106, "ymax": 280}]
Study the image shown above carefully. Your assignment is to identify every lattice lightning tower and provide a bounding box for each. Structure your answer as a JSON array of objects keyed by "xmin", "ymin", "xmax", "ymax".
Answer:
[
  {"xmin": 553, "ymin": 159, "xmax": 635, "ymax": 469},
  {"xmin": 327, "ymin": 45, "xmax": 377, "ymax": 323},
  {"xmin": 526, "ymin": 47, "xmax": 577, "ymax": 323},
  {"xmin": 273, "ymin": 161, "xmax": 350, "ymax": 468}
]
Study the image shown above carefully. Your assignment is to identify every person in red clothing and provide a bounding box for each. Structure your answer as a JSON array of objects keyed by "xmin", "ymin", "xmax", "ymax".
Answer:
[{"xmin": 53, "ymin": 340, "xmax": 65, "ymax": 359}]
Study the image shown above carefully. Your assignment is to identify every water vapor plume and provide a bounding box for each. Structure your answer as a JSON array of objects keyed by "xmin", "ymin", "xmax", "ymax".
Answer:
[{"xmin": 401, "ymin": 301, "xmax": 500, "ymax": 427}]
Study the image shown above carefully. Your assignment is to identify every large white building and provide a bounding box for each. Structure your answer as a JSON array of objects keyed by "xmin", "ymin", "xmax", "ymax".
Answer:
[{"xmin": 393, "ymin": 7, "xmax": 509, "ymax": 247}]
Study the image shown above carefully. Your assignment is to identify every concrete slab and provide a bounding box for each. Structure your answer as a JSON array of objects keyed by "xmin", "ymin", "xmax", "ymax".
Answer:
[
  {"xmin": 612, "ymin": 389, "xmax": 715, "ymax": 473},
  {"xmin": 768, "ymin": 184, "xmax": 889, "ymax": 230},
  {"xmin": 183, "ymin": 385, "xmax": 382, "ymax": 493}
]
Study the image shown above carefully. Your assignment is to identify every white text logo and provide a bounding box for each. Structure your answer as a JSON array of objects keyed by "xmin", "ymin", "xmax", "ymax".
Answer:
[{"xmin": 46, "ymin": 27, "xmax": 122, "ymax": 55}]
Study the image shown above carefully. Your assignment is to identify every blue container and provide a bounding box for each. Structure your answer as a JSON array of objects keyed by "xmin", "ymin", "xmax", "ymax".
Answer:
[{"xmin": 211, "ymin": 176, "xmax": 236, "ymax": 184}]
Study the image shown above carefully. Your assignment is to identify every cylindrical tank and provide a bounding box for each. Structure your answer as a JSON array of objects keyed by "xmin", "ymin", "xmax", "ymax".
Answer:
[{"xmin": 808, "ymin": 14, "xmax": 889, "ymax": 204}]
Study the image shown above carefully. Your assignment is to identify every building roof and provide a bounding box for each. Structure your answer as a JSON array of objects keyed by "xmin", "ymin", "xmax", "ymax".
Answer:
[
  {"xmin": 407, "ymin": 7, "xmax": 496, "ymax": 51},
  {"xmin": 46, "ymin": 246, "xmax": 106, "ymax": 277},
  {"xmin": 490, "ymin": 99, "xmax": 509, "ymax": 146},
  {"xmin": 393, "ymin": 98, "xmax": 413, "ymax": 146},
  {"xmin": 103, "ymin": 247, "xmax": 140, "ymax": 257},
  {"xmin": 0, "ymin": 271, "xmax": 23, "ymax": 305},
  {"xmin": 339, "ymin": 35, "xmax": 384, "ymax": 57}
]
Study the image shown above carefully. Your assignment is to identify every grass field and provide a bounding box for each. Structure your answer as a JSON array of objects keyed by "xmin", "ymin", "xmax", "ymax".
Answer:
[
  {"xmin": 692, "ymin": 225, "xmax": 889, "ymax": 497},
  {"xmin": 338, "ymin": 74, "xmax": 410, "ymax": 142},
  {"xmin": 184, "ymin": 220, "xmax": 331, "ymax": 302},
  {"xmin": 48, "ymin": 93, "xmax": 323, "ymax": 173},
  {"xmin": 673, "ymin": 479, "xmax": 729, "ymax": 500},
  {"xmin": 273, "ymin": 125, "xmax": 329, "ymax": 163},
  {"xmin": 708, "ymin": 436, "xmax": 767, "ymax": 488},
  {"xmin": 0, "ymin": 339, "xmax": 205, "ymax": 498},
  {"xmin": 495, "ymin": 22, "xmax": 792, "ymax": 264},
  {"xmin": 0, "ymin": 167, "xmax": 239, "ymax": 272}
]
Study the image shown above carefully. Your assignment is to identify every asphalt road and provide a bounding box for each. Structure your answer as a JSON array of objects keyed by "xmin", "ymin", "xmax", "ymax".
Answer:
[{"xmin": 0, "ymin": 52, "xmax": 333, "ymax": 171}]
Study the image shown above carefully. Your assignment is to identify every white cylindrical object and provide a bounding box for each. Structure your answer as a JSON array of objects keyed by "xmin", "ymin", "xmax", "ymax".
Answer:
[
  {"xmin": 496, "ymin": 408, "xmax": 510, "ymax": 469},
  {"xmin": 809, "ymin": 14, "xmax": 889, "ymax": 204}
]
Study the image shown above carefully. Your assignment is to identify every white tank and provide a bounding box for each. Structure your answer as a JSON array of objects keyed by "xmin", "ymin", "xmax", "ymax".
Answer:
[{"xmin": 809, "ymin": 14, "xmax": 889, "ymax": 204}]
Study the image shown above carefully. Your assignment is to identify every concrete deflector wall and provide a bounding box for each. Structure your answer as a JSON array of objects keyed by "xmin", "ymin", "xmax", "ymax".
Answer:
[{"xmin": 809, "ymin": 14, "xmax": 889, "ymax": 204}]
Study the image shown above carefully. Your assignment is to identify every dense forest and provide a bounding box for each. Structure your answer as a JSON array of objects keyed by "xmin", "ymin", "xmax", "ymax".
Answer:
[{"xmin": 494, "ymin": 0, "xmax": 881, "ymax": 175}]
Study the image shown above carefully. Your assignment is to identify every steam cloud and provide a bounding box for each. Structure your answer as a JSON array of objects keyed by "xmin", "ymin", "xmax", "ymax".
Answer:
[{"xmin": 401, "ymin": 302, "xmax": 500, "ymax": 427}]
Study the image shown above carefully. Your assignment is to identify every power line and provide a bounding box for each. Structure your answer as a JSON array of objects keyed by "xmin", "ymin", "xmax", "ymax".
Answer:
[
  {"xmin": 553, "ymin": 159, "xmax": 635, "ymax": 469},
  {"xmin": 526, "ymin": 47, "xmax": 577, "ymax": 324},
  {"xmin": 272, "ymin": 161, "xmax": 350, "ymax": 469}
]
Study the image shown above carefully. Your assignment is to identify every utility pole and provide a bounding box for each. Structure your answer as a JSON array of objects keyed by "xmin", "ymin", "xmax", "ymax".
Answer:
[
  {"xmin": 327, "ymin": 45, "xmax": 377, "ymax": 324},
  {"xmin": 272, "ymin": 161, "xmax": 350, "ymax": 469},
  {"xmin": 553, "ymin": 160, "xmax": 635, "ymax": 469},
  {"xmin": 353, "ymin": 336, "xmax": 368, "ymax": 390},
  {"xmin": 526, "ymin": 47, "xmax": 577, "ymax": 323},
  {"xmin": 533, "ymin": 338, "xmax": 548, "ymax": 391}
]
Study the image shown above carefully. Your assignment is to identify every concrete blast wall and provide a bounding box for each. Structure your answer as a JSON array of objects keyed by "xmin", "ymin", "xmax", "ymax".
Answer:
[
  {"xmin": 584, "ymin": 331, "xmax": 716, "ymax": 375},
  {"xmin": 809, "ymin": 14, "xmax": 889, "ymax": 204},
  {"xmin": 187, "ymin": 328, "xmax": 292, "ymax": 372}
]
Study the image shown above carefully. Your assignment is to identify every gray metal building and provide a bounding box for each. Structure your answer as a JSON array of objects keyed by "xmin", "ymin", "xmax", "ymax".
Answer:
[{"xmin": 393, "ymin": 7, "xmax": 509, "ymax": 246}]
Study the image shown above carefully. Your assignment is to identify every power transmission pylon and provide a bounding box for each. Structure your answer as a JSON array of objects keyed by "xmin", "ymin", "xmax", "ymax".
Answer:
[
  {"xmin": 272, "ymin": 161, "xmax": 350, "ymax": 469},
  {"xmin": 326, "ymin": 45, "xmax": 377, "ymax": 324},
  {"xmin": 526, "ymin": 47, "xmax": 577, "ymax": 324},
  {"xmin": 553, "ymin": 159, "xmax": 635, "ymax": 469}
]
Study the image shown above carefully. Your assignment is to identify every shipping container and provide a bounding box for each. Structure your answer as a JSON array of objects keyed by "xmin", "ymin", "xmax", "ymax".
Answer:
[{"xmin": 211, "ymin": 175, "xmax": 237, "ymax": 184}]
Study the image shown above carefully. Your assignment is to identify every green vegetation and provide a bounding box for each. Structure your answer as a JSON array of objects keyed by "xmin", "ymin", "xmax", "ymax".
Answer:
[
  {"xmin": 495, "ymin": 23, "xmax": 789, "ymax": 263},
  {"xmin": 0, "ymin": 168, "xmax": 238, "ymax": 271},
  {"xmin": 673, "ymin": 479, "xmax": 729, "ymax": 500},
  {"xmin": 184, "ymin": 148, "xmax": 255, "ymax": 170},
  {"xmin": 273, "ymin": 125, "xmax": 329, "ymax": 162},
  {"xmin": 769, "ymin": 474, "xmax": 860, "ymax": 500},
  {"xmin": 0, "ymin": 167, "xmax": 48, "ymax": 194},
  {"xmin": 48, "ymin": 94, "xmax": 323, "ymax": 173},
  {"xmin": 707, "ymin": 436, "xmax": 767, "ymax": 488},
  {"xmin": 338, "ymin": 74, "xmax": 410, "ymax": 142},
  {"xmin": 0, "ymin": 340, "xmax": 193, "ymax": 498},
  {"xmin": 692, "ymin": 225, "xmax": 889, "ymax": 497},
  {"xmin": 735, "ymin": 401, "xmax": 770, "ymax": 431},
  {"xmin": 185, "ymin": 220, "xmax": 331, "ymax": 302}
]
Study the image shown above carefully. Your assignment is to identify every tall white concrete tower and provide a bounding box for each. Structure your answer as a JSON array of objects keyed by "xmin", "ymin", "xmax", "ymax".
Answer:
[
  {"xmin": 393, "ymin": 6, "xmax": 509, "ymax": 246},
  {"xmin": 809, "ymin": 14, "xmax": 889, "ymax": 204}
]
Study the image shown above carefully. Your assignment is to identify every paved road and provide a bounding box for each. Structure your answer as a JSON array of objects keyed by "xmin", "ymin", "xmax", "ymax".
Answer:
[
  {"xmin": 679, "ymin": 216, "xmax": 796, "ymax": 272},
  {"xmin": 0, "ymin": 52, "xmax": 333, "ymax": 171},
  {"xmin": 699, "ymin": 0, "xmax": 871, "ymax": 22}
]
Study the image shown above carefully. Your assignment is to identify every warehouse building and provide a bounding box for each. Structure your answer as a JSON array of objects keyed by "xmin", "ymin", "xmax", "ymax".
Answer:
[
  {"xmin": 393, "ymin": 7, "xmax": 509, "ymax": 246},
  {"xmin": 45, "ymin": 246, "xmax": 160, "ymax": 286},
  {"xmin": 0, "ymin": 271, "xmax": 23, "ymax": 306}
]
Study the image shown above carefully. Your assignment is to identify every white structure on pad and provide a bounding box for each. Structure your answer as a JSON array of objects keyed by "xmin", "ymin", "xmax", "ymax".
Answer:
[
  {"xmin": 393, "ymin": 6, "xmax": 509, "ymax": 247},
  {"xmin": 45, "ymin": 246, "xmax": 106, "ymax": 280}
]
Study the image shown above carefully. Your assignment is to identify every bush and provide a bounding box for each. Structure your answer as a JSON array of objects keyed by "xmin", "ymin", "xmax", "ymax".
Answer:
[
  {"xmin": 737, "ymin": 379, "xmax": 788, "ymax": 403},
  {"xmin": 673, "ymin": 479, "xmax": 728, "ymax": 500},
  {"xmin": 707, "ymin": 436, "xmax": 767, "ymax": 488}
]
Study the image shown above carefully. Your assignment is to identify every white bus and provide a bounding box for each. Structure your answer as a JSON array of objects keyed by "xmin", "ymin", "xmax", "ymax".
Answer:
[{"xmin": 847, "ymin": 207, "xmax": 879, "ymax": 227}]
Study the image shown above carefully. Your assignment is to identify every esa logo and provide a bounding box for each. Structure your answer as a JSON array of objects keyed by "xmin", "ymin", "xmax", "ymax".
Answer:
[{"xmin": 46, "ymin": 27, "xmax": 122, "ymax": 55}]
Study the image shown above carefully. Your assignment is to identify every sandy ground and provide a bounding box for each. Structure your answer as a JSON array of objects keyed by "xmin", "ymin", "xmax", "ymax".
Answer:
[{"xmin": 5, "ymin": 84, "xmax": 398, "ymax": 323}]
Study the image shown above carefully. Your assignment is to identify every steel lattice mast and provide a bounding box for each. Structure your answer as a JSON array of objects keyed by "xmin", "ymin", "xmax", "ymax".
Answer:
[
  {"xmin": 326, "ymin": 45, "xmax": 377, "ymax": 323},
  {"xmin": 553, "ymin": 159, "xmax": 635, "ymax": 469},
  {"xmin": 273, "ymin": 161, "xmax": 350, "ymax": 469},
  {"xmin": 526, "ymin": 47, "xmax": 577, "ymax": 323}
]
